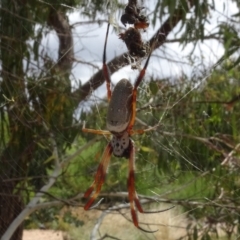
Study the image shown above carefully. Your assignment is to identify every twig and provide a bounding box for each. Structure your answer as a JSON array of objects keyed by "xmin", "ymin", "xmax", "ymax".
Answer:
[
  {"xmin": 71, "ymin": 57, "xmax": 100, "ymax": 70},
  {"xmin": 42, "ymin": 121, "xmax": 60, "ymax": 167},
  {"xmin": 221, "ymin": 143, "xmax": 240, "ymax": 166}
]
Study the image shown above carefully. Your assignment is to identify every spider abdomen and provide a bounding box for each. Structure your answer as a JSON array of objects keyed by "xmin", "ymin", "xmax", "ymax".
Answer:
[
  {"xmin": 107, "ymin": 79, "xmax": 133, "ymax": 133},
  {"xmin": 111, "ymin": 131, "xmax": 131, "ymax": 158}
]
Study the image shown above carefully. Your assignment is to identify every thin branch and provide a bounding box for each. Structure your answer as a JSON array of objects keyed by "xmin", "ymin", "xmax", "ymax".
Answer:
[
  {"xmin": 71, "ymin": 57, "xmax": 100, "ymax": 70},
  {"xmin": 42, "ymin": 121, "xmax": 60, "ymax": 167},
  {"xmin": 91, "ymin": 211, "xmax": 108, "ymax": 240},
  {"xmin": 165, "ymin": 34, "xmax": 220, "ymax": 43},
  {"xmin": 98, "ymin": 192, "xmax": 240, "ymax": 211},
  {"xmin": 221, "ymin": 143, "xmax": 240, "ymax": 166},
  {"xmin": 71, "ymin": 19, "xmax": 108, "ymax": 27}
]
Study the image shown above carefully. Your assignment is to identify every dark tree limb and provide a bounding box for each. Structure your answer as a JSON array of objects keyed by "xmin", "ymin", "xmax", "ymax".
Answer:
[{"xmin": 47, "ymin": 7, "xmax": 73, "ymax": 72}]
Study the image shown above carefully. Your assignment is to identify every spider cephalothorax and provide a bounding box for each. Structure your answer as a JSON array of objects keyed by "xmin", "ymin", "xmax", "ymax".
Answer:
[{"xmin": 82, "ymin": 23, "xmax": 173, "ymax": 233}]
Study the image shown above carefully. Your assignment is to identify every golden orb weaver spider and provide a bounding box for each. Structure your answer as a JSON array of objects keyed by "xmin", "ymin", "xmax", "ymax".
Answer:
[{"xmin": 82, "ymin": 23, "xmax": 173, "ymax": 233}]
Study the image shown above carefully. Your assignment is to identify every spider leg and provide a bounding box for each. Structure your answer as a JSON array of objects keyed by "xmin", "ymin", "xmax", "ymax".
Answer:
[
  {"xmin": 102, "ymin": 23, "xmax": 112, "ymax": 101},
  {"xmin": 82, "ymin": 121, "xmax": 111, "ymax": 135},
  {"xmin": 84, "ymin": 142, "xmax": 113, "ymax": 210},
  {"xmin": 127, "ymin": 41, "xmax": 154, "ymax": 133},
  {"xmin": 130, "ymin": 124, "xmax": 159, "ymax": 135},
  {"xmin": 127, "ymin": 140, "xmax": 158, "ymax": 233}
]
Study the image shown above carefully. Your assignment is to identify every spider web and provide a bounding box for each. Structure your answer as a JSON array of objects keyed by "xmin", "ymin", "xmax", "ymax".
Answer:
[{"xmin": 0, "ymin": 0, "xmax": 240, "ymax": 240}]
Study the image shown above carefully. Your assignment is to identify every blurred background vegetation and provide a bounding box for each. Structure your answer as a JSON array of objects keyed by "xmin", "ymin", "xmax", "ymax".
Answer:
[{"xmin": 0, "ymin": 0, "xmax": 240, "ymax": 239}]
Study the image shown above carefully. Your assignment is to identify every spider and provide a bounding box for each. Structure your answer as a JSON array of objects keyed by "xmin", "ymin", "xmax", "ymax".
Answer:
[{"xmin": 82, "ymin": 23, "xmax": 173, "ymax": 233}]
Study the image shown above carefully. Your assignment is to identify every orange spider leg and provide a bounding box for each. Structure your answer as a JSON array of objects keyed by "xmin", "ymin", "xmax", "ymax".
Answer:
[
  {"xmin": 127, "ymin": 41, "xmax": 153, "ymax": 133},
  {"xmin": 128, "ymin": 140, "xmax": 158, "ymax": 233},
  {"xmin": 130, "ymin": 125, "xmax": 158, "ymax": 135},
  {"xmin": 102, "ymin": 23, "xmax": 112, "ymax": 101},
  {"xmin": 82, "ymin": 121, "xmax": 111, "ymax": 135},
  {"xmin": 128, "ymin": 140, "xmax": 174, "ymax": 232},
  {"xmin": 84, "ymin": 142, "xmax": 113, "ymax": 210}
]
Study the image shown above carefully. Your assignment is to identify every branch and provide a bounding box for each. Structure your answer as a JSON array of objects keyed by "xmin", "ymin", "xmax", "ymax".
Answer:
[
  {"xmin": 97, "ymin": 192, "xmax": 240, "ymax": 211},
  {"xmin": 165, "ymin": 34, "xmax": 220, "ymax": 43},
  {"xmin": 221, "ymin": 142, "xmax": 240, "ymax": 166},
  {"xmin": 47, "ymin": 8, "xmax": 73, "ymax": 72}
]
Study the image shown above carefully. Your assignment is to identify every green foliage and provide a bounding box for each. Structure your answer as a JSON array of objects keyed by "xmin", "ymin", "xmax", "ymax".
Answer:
[{"xmin": 136, "ymin": 67, "xmax": 240, "ymax": 239}]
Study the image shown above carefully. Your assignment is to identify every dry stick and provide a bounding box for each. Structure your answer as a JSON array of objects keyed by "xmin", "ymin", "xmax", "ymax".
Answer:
[
  {"xmin": 221, "ymin": 142, "xmax": 240, "ymax": 166},
  {"xmin": 91, "ymin": 211, "xmax": 108, "ymax": 240},
  {"xmin": 99, "ymin": 192, "xmax": 240, "ymax": 210},
  {"xmin": 1, "ymin": 136, "xmax": 100, "ymax": 240}
]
